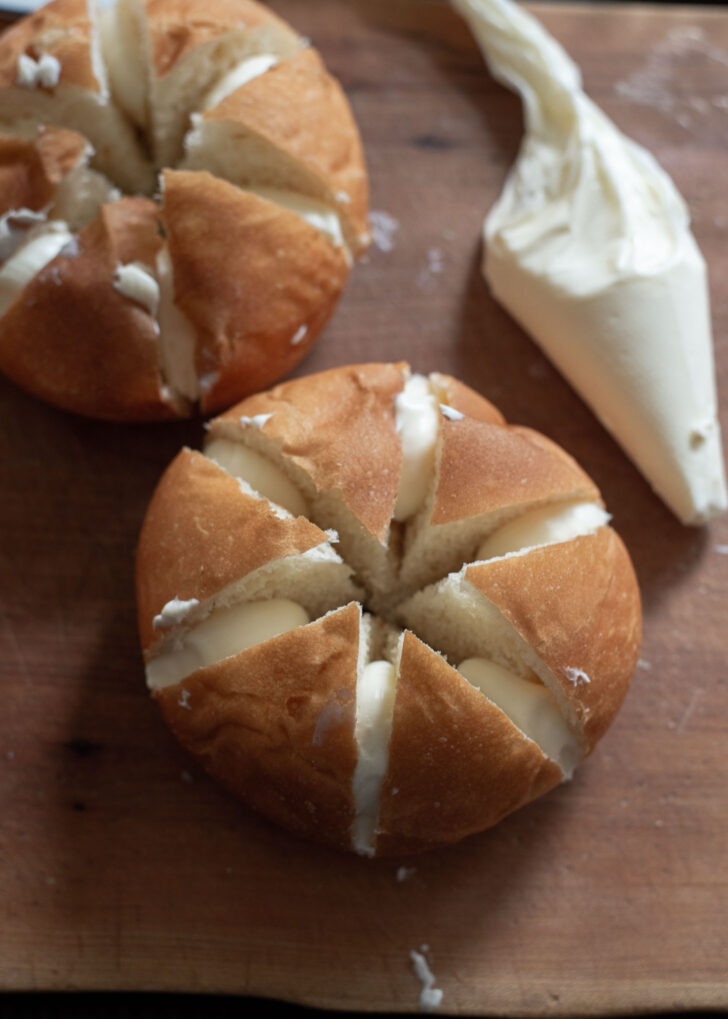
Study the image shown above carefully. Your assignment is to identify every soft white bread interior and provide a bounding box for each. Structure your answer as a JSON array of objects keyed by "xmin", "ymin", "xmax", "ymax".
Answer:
[
  {"xmin": 0, "ymin": 0, "xmax": 154, "ymax": 193},
  {"xmin": 131, "ymin": 0, "xmax": 303, "ymax": 168},
  {"xmin": 154, "ymin": 602, "xmax": 365, "ymax": 852},
  {"xmin": 180, "ymin": 46, "xmax": 369, "ymax": 255},
  {"xmin": 0, "ymin": 0, "xmax": 368, "ymax": 421},
  {"xmin": 137, "ymin": 363, "xmax": 642, "ymax": 856}
]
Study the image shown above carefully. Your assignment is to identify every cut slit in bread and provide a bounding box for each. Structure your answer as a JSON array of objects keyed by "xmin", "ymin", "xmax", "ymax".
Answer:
[
  {"xmin": 146, "ymin": 597, "xmax": 311, "ymax": 690},
  {"xmin": 137, "ymin": 363, "xmax": 642, "ymax": 855},
  {"xmin": 0, "ymin": 0, "xmax": 369, "ymax": 421}
]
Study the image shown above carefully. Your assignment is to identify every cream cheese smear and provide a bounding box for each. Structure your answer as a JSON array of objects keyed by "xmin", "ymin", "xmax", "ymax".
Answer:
[{"xmin": 451, "ymin": 0, "xmax": 727, "ymax": 525}]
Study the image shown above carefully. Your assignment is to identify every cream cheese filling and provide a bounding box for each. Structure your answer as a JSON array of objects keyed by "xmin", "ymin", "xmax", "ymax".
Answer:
[
  {"xmin": 246, "ymin": 185, "xmax": 349, "ymax": 257},
  {"xmin": 98, "ymin": 0, "xmax": 149, "ymax": 127},
  {"xmin": 105, "ymin": 247, "xmax": 205, "ymax": 411},
  {"xmin": 394, "ymin": 373, "xmax": 440, "ymax": 522},
  {"xmin": 0, "ymin": 222, "xmax": 73, "ymax": 315},
  {"xmin": 352, "ymin": 657, "xmax": 398, "ymax": 856},
  {"xmin": 0, "ymin": 208, "xmax": 48, "ymax": 262},
  {"xmin": 146, "ymin": 597, "xmax": 309, "ymax": 690},
  {"xmin": 204, "ymin": 437, "xmax": 308, "ymax": 518},
  {"xmin": 52, "ymin": 170, "xmax": 120, "ymax": 231},
  {"xmin": 397, "ymin": 565, "xmax": 587, "ymax": 776},
  {"xmin": 201, "ymin": 53, "xmax": 279, "ymax": 110},
  {"xmin": 476, "ymin": 500, "xmax": 609, "ymax": 561},
  {"xmin": 113, "ymin": 261, "xmax": 159, "ymax": 315},
  {"xmin": 153, "ymin": 596, "xmax": 201, "ymax": 631},
  {"xmin": 155, "ymin": 244, "xmax": 200, "ymax": 403},
  {"xmin": 458, "ymin": 657, "xmax": 580, "ymax": 777}
]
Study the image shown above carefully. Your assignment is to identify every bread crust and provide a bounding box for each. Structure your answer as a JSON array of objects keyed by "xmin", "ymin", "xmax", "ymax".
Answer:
[
  {"xmin": 137, "ymin": 363, "xmax": 642, "ymax": 855},
  {"xmin": 0, "ymin": 128, "xmax": 87, "ymax": 214},
  {"xmin": 136, "ymin": 447, "xmax": 333, "ymax": 650},
  {"xmin": 154, "ymin": 602, "xmax": 362, "ymax": 852},
  {"xmin": 375, "ymin": 632, "xmax": 563, "ymax": 856},
  {"xmin": 210, "ymin": 362, "xmax": 407, "ymax": 543},
  {"xmin": 145, "ymin": 0, "xmax": 299, "ymax": 79},
  {"xmin": 430, "ymin": 372, "xmax": 506, "ymax": 426},
  {"xmin": 161, "ymin": 170, "xmax": 349, "ymax": 414},
  {"xmin": 201, "ymin": 47, "xmax": 369, "ymax": 252},
  {"xmin": 0, "ymin": 197, "xmax": 174, "ymax": 421},
  {"xmin": 465, "ymin": 528, "xmax": 642, "ymax": 752},
  {"xmin": 0, "ymin": 0, "xmax": 368, "ymax": 421},
  {"xmin": 0, "ymin": 0, "xmax": 100, "ymax": 93},
  {"xmin": 431, "ymin": 418, "xmax": 600, "ymax": 528}
]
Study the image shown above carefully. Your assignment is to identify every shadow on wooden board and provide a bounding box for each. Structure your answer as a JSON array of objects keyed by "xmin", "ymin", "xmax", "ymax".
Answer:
[{"xmin": 1, "ymin": 995, "xmax": 726, "ymax": 1018}]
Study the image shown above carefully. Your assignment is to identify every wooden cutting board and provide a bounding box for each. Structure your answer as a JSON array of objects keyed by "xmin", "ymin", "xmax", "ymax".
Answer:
[{"xmin": 1, "ymin": 1, "xmax": 726, "ymax": 1014}]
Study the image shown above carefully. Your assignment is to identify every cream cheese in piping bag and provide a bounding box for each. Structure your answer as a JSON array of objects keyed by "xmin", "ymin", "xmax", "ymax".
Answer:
[{"xmin": 451, "ymin": 0, "xmax": 727, "ymax": 525}]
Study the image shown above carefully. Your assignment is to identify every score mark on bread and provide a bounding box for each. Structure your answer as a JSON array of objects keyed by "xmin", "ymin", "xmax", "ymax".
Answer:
[
  {"xmin": 0, "ymin": 0, "xmax": 368, "ymax": 420},
  {"xmin": 136, "ymin": 363, "xmax": 642, "ymax": 857}
]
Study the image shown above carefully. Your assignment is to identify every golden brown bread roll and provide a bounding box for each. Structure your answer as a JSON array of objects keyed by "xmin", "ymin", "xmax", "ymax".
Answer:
[
  {"xmin": 136, "ymin": 363, "xmax": 642, "ymax": 856},
  {"xmin": 0, "ymin": 0, "xmax": 368, "ymax": 420}
]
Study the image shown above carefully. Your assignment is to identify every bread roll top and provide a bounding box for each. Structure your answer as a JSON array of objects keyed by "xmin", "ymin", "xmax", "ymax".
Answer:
[
  {"xmin": 464, "ymin": 528, "xmax": 641, "ymax": 750},
  {"xmin": 0, "ymin": 0, "xmax": 101, "ymax": 94},
  {"xmin": 0, "ymin": 197, "xmax": 174, "ymax": 419},
  {"xmin": 0, "ymin": 0, "xmax": 369, "ymax": 420},
  {"xmin": 160, "ymin": 169, "xmax": 349, "ymax": 413},
  {"xmin": 375, "ymin": 632, "xmax": 563, "ymax": 856},
  {"xmin": 137, "ymin": 363, "xmax": 642, "ymax": 855},
  {"xmin": 209, "ymin": 362, "xmax": 407, "ymax": 547},
  {"xmin": 191, "ymin": 47, "xmax": 368, "ymax": 252},
  {"xmin": 136, "ymin": 447, "xmax": 356, "ymax": 650},
  {"xmin": 155, "ymin": 602, "xmax": 363, "ymax": 852}
]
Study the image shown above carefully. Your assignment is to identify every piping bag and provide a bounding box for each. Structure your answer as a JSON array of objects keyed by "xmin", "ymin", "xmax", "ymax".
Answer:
[{"xmin": 451, "ymin": 0, "xmax": 727, "ymax": 524}]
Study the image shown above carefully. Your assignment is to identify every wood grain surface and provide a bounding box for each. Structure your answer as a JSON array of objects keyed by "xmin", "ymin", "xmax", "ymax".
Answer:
[{"xmin": 1, "ymin": 1, "xmax": 727, "ymax": 1014}]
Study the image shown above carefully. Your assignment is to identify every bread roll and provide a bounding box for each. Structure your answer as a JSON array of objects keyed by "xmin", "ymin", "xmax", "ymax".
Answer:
[
  {"xmin": 136, "ymin": 363, "xmax": 642, "ymax": 856},
  {"xmin": 0, "ymin": 0, "xmax": 368, "ymax": 420}
]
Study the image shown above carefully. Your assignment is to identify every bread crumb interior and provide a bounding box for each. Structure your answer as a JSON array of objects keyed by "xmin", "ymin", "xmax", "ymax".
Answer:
[
  {"xmin": 143, "ymin": 380, "xmax": 616, "ymax": 853},
  {"xmin": 0, "ymin": 0, "xmax": 353, "ymax": 409}
]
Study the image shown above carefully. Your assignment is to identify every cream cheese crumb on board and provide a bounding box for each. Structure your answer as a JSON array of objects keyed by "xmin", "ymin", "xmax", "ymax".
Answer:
[
  {"xmin": 451, "ymin": 0, "xmax": 727, "ymax": 525},
  {"xmin": 410, "ymin": 946, "xmax": 444, "ymax": 1013}
]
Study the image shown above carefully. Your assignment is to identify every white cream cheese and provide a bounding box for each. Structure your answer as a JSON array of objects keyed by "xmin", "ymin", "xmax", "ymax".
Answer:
[
  {"xmin": 352, "ymin": 659, "xmax": 398, "ymax": 856},
  {"xmin": 249, "ymin": 186, "xmax": 348, "ymax": 257},
  {"xmin": 113, "ymin": 261, "xmax": 159, "ymax": 316},
  {"xmin": 458, "ymin": 657, "xmax": 580, "ymax": 777},
  {"xmin": 451, "ymin": 0, "xmax": 727, "ymax": 525},
  {"xmin": 202, "ymin": 53, "xmax": 278, "ymax": 110},
  {"xmin": 439, "ymin": 403, "xmax": 464, "ymax": 422},
  {"xmin": 239, "ymin": 413, "xmax": 273, "ymax": 430},
  {"xmin": 146, "ymin": 598, "xmax": 309, "ymax": 690},
  {"xmin": 16, "ymin": 52, "xmax": 61, "ymax": 89},
  {"xmin": 155, "ymin": 244, "xmax": 200, "ymax": 403},
  {"xmin": 0, "ymin": 222, "xmax": 73, "ymax": 315},
  {"xmin": 204, "ymin": 437, "xmax": 308, "ymax": 517},
  {"xmin": 476, "ymin": 500, "xmax": 609, "ymax": 561},
  {"xmin": 153, "ymin": 596, "xmax": 200, "ymax": 630},
  {"xmin": 0, "ymin": 208, "xmax": 47, "ymax": 262},
  {"xmin": 410, "ymin": 948, "xmax": 444, "ymax": 1013},
  {"xmin": 394, "ymin": 374, "xmax": 440, "ymax": 521},
  {"xmin": 98, "ymin": 0, "xmax": 148, "ymax": 126},
  {"xmin": 290, "ymin": 323, "xmax": 308, "ymax": 346}
]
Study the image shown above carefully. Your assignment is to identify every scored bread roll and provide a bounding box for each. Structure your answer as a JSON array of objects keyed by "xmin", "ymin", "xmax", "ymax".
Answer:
[
  {"xmin": 136, "ymin": 362, "xmax": 642, "ymax": 856},
  {"xmin": 0, "ymin": 0, "xmax": 368, "ymax": 420}
]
